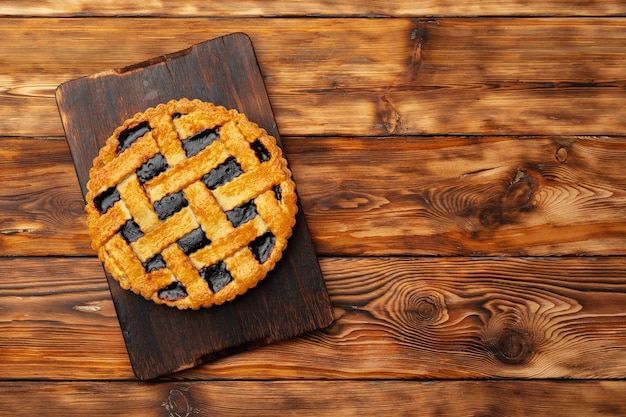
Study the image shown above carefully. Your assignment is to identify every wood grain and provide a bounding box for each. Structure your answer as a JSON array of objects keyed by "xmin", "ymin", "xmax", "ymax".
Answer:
[
  {"xmin": 0, "ymin": 138, "xmax": 92, "ymax": 255},
  {"xmin": 0, "ymin": 257, "xmax": 133, "ymax": 379},
  {"xmin": 1, "ymin": 0, "xmax": 625, "ymax": 17},
  {"xmin": 286, "ymin": 136, "xmax": 626, "ymax": 256},
  {"xmin": 4, "ymin": 3, "xmax": 626, "ymax": 414},
  {"xmin": 3, "ymin": 256, "xmax": 626, "ymax": 380},
  {"xmin": 3, "ymin": 136, "xmax": 626, "ymax": 257},
  {"xmin": 3, "ymin": 18, "xmax": 626, "ymax": 136},
  {"xmin": 2, "ymin": 380, "xmax": 626, "ymax": 416}
]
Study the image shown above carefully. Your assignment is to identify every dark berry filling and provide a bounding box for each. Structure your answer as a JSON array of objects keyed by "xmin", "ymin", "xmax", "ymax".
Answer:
[
  {"xmin": 117, "ymin": 121, "xmax": 151, "ymax": 154},
  {"xmin": 136, "ymin": 153, "xmax": 169, "ymax": 184},
  {"xmin": 158, "ymin": 281, "xmax": 188, "ymax": 301},
  {"xmin": 250, "ymin": 139, "xmax": 271, "ymax": 163},
  {"xmin": 226, "ymin": 200, "xmax": 257, "ymax": 228},
  {"xmin": 94, "ymin": 186, "xmax": 121, "ymax": 214},
  {"xmin": 273, "ymin": 184, "xmax": 282, "ymax": 201},
  {"xmin": 182, "ymin": 127, "xmax": 220, "ymax": 157},
  {"xmin": 153, "ymin": 191, "xmax": 188, "ymax": 220},
  {"xmin": 119, "ymin": 219, "xmax": 144, "ymax": 243},
  {"xmin": 201, "ymin": 157, "xmax": 243, "ymax": 190},
  {"xmin": 199, "ymin": 261, "xmax": 233, "ymax": 293},
  {"xmin": 178, "ymin": 227, "xmax": 211, "ymax": 255},
  {"xmin": 143, "ymin": 254, "xmax": 167, "ymax": 272},
  {"xmin": 249, "ymin": 231, "xmax": 276, "ymax": 264}
]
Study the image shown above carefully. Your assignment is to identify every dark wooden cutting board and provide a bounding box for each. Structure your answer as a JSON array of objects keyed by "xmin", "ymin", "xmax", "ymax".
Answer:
[{"xmin": 55, "ymin": 33, "xmax": 333, "ymax": 380}]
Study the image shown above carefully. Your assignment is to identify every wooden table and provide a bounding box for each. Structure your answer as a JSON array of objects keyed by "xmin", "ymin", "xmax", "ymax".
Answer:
[{"xmin": 3, "ymin": 2, "xmax": 626, "ymax": 415}]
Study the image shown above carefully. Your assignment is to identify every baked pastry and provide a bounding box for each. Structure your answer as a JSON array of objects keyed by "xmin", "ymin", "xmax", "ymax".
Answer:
[{"xmin": 85, "ymin": 98, "xmax": 298, "ymax": 309}]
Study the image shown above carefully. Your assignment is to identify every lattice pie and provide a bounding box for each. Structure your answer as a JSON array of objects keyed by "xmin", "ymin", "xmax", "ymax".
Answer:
[{"xmin": 85, "ymin": 99, "xmax": 298, "ymax": 309}]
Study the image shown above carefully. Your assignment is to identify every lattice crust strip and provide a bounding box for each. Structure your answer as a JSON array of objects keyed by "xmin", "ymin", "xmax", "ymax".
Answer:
[{"xmin": 85, "ymin": 99, "xmax": 298, "ymax": 309}]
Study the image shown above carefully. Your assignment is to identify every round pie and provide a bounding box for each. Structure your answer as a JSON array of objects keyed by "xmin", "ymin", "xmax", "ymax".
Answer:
[{"xmin": 85, "ymin": 98, "xmax": 298, "ymax": 309}]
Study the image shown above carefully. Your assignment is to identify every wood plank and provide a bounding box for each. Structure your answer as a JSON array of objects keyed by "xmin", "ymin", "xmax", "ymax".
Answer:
[
  {"xmin": 3, "ymin": 18, "xmax": 626, "ymax": 137},
  {"xmin": 55, "ymin": 33, "xmax": 332, "ymax": 380},
  {"xmin": 2, "ymin": 0, "xmax": 625, "ymax": 17},
  {"xmin": 0, "ymin": 257, "xmax": 134, "ymax": 379},
  {"xmin": 285, "ymin": 136, "xmax": 626, "ymax": 256},
  {"xmin": 0, "ymin": 138, "xmax": 92, "ymax": 255},
  {"xmin": 3, "ymin": 136, "xmax": 626, "ymax": 257},
  {"xmin": 2, "ymin": 380, "xmax": 626, "ymax": 416},
  {"xmin": 3, "ymin": 256, "xmax": 626, "ymax": 380}
]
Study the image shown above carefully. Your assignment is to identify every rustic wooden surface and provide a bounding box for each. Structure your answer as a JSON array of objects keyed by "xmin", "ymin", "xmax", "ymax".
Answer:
[{"xmin": 3, "ymin": 1, "xmax": 626, "ymax": 415}]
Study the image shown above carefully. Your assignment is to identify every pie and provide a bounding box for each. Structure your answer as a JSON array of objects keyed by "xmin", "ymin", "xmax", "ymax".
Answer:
[{"xmin": 85, "ymin": 98, "xmax": 298, "ymax": 309}]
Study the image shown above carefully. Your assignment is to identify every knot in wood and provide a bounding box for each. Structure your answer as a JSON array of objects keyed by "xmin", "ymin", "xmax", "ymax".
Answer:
[
  {"xmin": 555, "ymin": 146, "xmax": 569, "ymax": 163},
  {"xmin": 161, "ymin": 387, "xmax": 200, "ymax": 417},
  {"xmin": 490, "ymin": 328, "xmax": 534, "ymax": 366},
  {"xmin": 406, "ymin": 291, "xmax": 447, "ymax": 325},
  {"xmin": 478, "ymin": 167, "xmax": 539, "ymax": 228},
  {"xmin": 68, "ymin": 198, "xmax": 87, "ymax": 217},
  {"xmin": 376, "ymin": 94, "xmax": 403, "ymax": 134},
  {"xmin": 478, "ymin": 205, "xmax": 504, "ymax": 228}
]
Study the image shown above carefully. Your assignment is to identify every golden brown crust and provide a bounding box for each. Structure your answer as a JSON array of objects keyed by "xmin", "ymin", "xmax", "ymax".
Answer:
[{"xmin": 85, "ymin": 99, "xmax": 298, "ymax": 309}]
